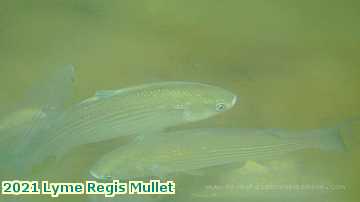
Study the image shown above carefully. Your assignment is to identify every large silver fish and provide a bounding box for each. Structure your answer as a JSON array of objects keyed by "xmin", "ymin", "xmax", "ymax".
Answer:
[
  {"xmin": 20, "ymin": 82, "xmax": 237, "ymax": 167},
  {"xmin": 90, "ymin": 127, "xmax": 345, "ymax": 180}
]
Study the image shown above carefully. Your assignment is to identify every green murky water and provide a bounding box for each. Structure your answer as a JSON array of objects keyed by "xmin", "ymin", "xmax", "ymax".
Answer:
[{"xmin": 1, "ymin": 1, "xmax": 359, "ymax": 202}]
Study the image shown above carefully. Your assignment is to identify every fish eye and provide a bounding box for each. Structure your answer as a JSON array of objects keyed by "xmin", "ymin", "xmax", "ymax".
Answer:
[{"xmin": 215, "ymin": 103, "xmax": 226, "ymax": 112}]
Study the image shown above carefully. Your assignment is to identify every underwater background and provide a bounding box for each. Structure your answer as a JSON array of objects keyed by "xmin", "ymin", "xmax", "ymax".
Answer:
[{"xmin": 0, "ymin": 0, "xmax": 360, "ymax": 202}]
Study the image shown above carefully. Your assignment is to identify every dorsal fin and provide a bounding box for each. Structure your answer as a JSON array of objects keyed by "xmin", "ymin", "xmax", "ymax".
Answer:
[
  {"xmin": 95, "ymin": 90, "xmax": 118, "ymax": 98},
  {"xmin": 77, "ymin": 90, "xmax": 118, "ymax": 106}
]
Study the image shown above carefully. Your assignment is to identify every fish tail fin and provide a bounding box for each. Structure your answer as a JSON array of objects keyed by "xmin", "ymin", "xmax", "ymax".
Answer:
[
  {"xmin": 318, "ymin": 128, "xmax": 347, "ymax": 152},
  {"xmin": 314, "ymin": 117, "xmax": 360, "ymax": 152},
  {"xmin": 12, "ymin": 140, "xmax": 51, "ymax": 177},
  {"xmin": 330, "ymin": 116, "xmax": 360, "ymax": 150},
  {"xmin": 12, "ymin": 152, "xmax": 35, "ymax": 176}
]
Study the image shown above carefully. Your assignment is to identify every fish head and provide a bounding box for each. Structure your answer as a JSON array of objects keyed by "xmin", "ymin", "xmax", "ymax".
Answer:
[{"xmin": 177, "ymin": 83, "xmax": 238, "ymax": 122}]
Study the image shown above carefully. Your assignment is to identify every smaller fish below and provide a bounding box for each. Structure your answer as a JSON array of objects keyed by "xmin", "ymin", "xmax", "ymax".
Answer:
[
  {"xmin": 89, "ymin": 127, "xmax": 346, "ymax": 180},
  {"xmin": 191, "ymin": 160, "xmax": 342, "ymax": 202}
]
